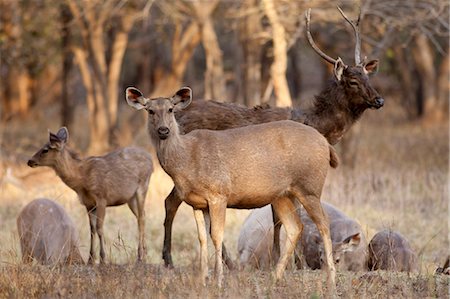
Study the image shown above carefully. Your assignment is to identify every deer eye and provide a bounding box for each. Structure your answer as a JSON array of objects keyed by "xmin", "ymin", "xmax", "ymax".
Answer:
[
  {"xmin": 148, "ymin": 109, "xmax": 155, "ymax": 115},
  {"xmin": 335, "ymin": 257, "xmax": 340, "ymax": 264},
  {"xmin": 41, "ymin": 149, "xmax": 49, "ymax": 155},
  {"xmin": 168, "ymin": 108, "xmax": 173, "ymax": 113}
]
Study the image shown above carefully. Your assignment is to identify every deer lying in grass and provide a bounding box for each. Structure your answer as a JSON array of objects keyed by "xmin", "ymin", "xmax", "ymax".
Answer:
[
  {"xmin": 161, "ymin": 7, "xmax": 384, "ymax": 268},
  {"xmin": 17, "ymin": 198, "xmax": 84, "ymax": 265},
  {"xmin": 368, "ymin": 229, "xmax": 418, "ymax": 272},
  {"xmin": 126, "ymin": 86, "xmax": 339, "ymax": 288},
  {"xmin": 27, "ymin": 128, "xmax": 153, "ymax": 264},
  {"xmin": 238, "ymin": 202, "xmax": 367, "ymax": 271}
]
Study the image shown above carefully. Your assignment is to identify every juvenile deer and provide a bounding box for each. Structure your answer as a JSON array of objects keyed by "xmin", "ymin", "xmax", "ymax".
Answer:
[
  {"xmin": 17, "ymin": 198, "xmax": 84, "ymax": 265},
  {"xmin": 126, "ymin": 86, "xmax": 339, "ymax": 288},
  {"xmin": 162, "ymin": 7, "xmax": 384, "ymax": 268},
  {"xmin": 28, "ymin": 128, "xmax": 153, "ymax": 264}
]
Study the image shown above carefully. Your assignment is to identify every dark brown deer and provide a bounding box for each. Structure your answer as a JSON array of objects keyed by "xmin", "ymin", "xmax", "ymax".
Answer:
[
  {"xmin": 126, "ymin": 86, "xmax": 338, "ymax": 288},
  {"xmin": 162, "ymin": 7, "xmax": 384, "ymax": 268},
  {"xmin": 27, "ymin": 128, "xmax": 153, "ymax": 264}
]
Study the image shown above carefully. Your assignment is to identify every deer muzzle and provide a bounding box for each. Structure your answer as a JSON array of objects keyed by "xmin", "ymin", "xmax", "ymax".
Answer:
[
  {"xmin": 372, "ymin": 97, "xmax": 384, "ymax": 109},
  {"xmin": 27, "ymin": 159, "xmax": 38, "ymax": 168},
  {"xmin": 157, "ymin": 126, "xmax": 170, "ymax": 140}
]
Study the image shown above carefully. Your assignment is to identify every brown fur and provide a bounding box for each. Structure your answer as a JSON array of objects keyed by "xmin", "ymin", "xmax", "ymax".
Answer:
[
  {"xmin": 28, "ymin": 127, "xmax": 153, "ymax": 264},
  {"xmin": 368, "ymin": 230, "xmax": 418, "ymax": 272},
  {"xmin": 17, "ymin": 198, "xmax": 84, "ymax": 265},
  {"xmin": 126, "ymin": 87, "xmax": 338, "ymax": 288}
]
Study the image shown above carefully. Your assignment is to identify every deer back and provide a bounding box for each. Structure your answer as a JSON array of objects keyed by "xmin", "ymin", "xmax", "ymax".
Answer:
[{"xmin": 17, "ymin": 198, "xmax": 84, "ymax": 265}]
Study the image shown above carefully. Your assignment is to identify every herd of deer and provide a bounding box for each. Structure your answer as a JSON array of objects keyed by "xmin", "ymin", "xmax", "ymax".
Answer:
[{"xmin": 18, "ymin": 8, "xmax": 448, "ymax": 291}]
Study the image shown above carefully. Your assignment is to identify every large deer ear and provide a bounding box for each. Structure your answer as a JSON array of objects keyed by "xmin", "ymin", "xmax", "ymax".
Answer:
[
  {"xmin": 333, "ymin": 57, "xmax": 346, "ymax": 81},
  {"xmin": 340, "ymin": 233, "xmax": 361, "ymax": 252},
  {"xmin": 126, "ymin": 87, "xmax": 148, "ymax": 110},
  {"xmin": 363, "ymin": 59, "xmax": 379, "ymax": 75},
  {"xmin": 49, "ymin": 128, "xmax": 67, "ymax": 150},
  {"xmin": 171, "ymin": 87, "xmax": 192, "ymax": 111}
]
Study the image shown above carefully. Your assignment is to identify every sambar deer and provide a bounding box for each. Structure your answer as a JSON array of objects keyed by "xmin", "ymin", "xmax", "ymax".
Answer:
[
  {"xmin": 161, "ymin": 7, "xmax": 384, "ymax": 268},
  {"xmin": 27, "ymin": 128, "xmax": 153, "ymax": 264},
  {"xmin": 238, "ymin": 202, "xmax": 367, "ymax": 272},
  {"xmin": 126, "ymin": 86, "xmax": 338, "ymax": 288},
  {"xmin": 368, "ymin": 229, "xmax": 418, "ymax": 272},
  {"xmin": 17, "ymin": 198, "xmax": 84, "ymax": 265}
]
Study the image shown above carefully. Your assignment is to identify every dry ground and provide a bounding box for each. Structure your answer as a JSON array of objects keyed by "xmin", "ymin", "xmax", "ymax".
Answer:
[{"xmin": 0, "ymin": 101, "xmax": 448, "ymax": 298}]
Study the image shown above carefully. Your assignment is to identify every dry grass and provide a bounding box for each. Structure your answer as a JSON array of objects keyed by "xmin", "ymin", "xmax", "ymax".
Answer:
[{"xmin": 0, "ymin": 103, "xmax": 448, "ymax": 298}]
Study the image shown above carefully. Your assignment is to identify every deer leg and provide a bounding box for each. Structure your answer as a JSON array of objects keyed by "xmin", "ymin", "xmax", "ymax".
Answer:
[
  {"xmin": 193, "ymin": 208, "xmax": 208, "ymax": 285},
  {"xmin": 208, "ymin": 200, "xmax": 227, "ymax": 287},
  {"xmin": 95, "ymin": 202, "xmax": 107, "ymax": 264},
  {"xmin": 203, "ymin": 211, "xmax": 234, "ymax": 270},
  {"xmin": 295, "ymin": 193, "xmax": 336, "ymax": 290},
  {"xmin": 271, "ymin": 197, "xmax": 302, "ymax": 280},
  {"xmin": 87, "ymin": 206, "xmax": 97, "ymax": 265},
  {"xmin": 136, "ymin": 189, "xmax": 147, "ymax": 262},
  {"xmin": 163, "ymin": 187, "xmax": 183, "ymax": 268},
  {"xmin": 271, "ymin": 204, "xmax": 281, "ymax": 266}
]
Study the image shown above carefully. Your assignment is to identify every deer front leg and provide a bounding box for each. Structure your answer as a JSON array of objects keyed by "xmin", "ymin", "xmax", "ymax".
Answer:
[
  {"xmin": 193, "ymin": 208, "xmax": 208, "ymax": 285},
  {"xmin": 163, "ymin": 187, "xmax": 183, "ymax": 267},
  {"xmin": 87, "ymin": 206, "xmax": 97, "ymax": 265},
  {"xmin": 136, "ymin": 189, "xmax": 147, "ymax": 262},
  {"xmin": 208, "ymin": 200, "xmax": 227, "ymax": 287},
  {"xmin": 95, "ymin": 202, "xmax": 107, "ymax": 264}
]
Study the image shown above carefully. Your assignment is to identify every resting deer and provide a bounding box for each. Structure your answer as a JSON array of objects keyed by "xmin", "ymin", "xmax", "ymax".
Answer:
[
  {"xmin": 161, "ymin": 7, "xmax": 384, "ymax": 268},
  {"xmin": 238, "ymin": 202, "xmax": 367, "ymax": 272},
  {"xmin": 126, "ymin": 86, "xmax": 338, "ymax": 288},
  {"xmin": 17, "ymin": 198, "xmax": 84, "ymax": 265},
  {"xmin": 27, "ymin": 128, "xmax": 153, "ymax": 264},
  {"xmin": 368, "ymin": 229, "xmax": 418, "ymax": 272}
]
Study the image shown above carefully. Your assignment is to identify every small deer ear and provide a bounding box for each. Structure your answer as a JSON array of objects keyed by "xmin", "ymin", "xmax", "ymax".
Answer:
[
  {"xmin": 171, "ymin": 87, "xmax": 192, "ymax": 111},
  {"xmin": 126, "ymin": 87, "xmax": 148, "ymax": 110},
  {"xmin": 334, "ymin": 57, "xmax": 346, "ymax": 81},
  {"xmin": 363, "ymin": 59, "xmax": 379, "ymax": 75},
  {"xmin": 341, "ymin": 233, "xmax": 361, "ymax": 252},
  {"xmin": 49, "ymin": 130, "xmax": 64, "ymax": 150}
]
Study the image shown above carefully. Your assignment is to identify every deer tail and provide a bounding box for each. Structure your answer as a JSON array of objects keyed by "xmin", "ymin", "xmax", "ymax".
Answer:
[{"xmin": 329, "ymin": 145, "xmax": 339, "ymax": 168}]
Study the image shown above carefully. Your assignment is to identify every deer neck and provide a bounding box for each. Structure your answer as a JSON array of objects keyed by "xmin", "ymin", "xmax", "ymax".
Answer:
[
  {"xmin": 52, "ymin": 149, "xmax": 84, "ymax": 191},
  {"xmin": 299, "ymin": 82, "xmax": 364, "ymax": 145},
  {"xmin": 153, "ymin": 132, "xmax": 189, "ymax": 176}
]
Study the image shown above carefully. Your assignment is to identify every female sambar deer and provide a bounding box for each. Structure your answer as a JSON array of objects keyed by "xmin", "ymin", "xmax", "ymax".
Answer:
[
  {"xmin": 126, "ymin": 86, "xmax": 339, "ymax": 287},
  {"xmin": 161, "ymin": 7, "xmax": 384, "ymax": 268},
  {"xmin": 17, "ymin": 198, "xmax": 84, "ymax": 265},
  {"xmin": 27, "ymin": 128, "xmax": 153, "ymax": 264}
]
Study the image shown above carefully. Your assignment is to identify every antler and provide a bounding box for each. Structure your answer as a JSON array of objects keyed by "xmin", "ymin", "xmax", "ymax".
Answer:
[
  {"xmin": 305, "ymin": 9, "xmax": 337, "ymax": 65},
  {"xmin": 337, "ymin": 6, "xmax": 362, "ymax": 65}
]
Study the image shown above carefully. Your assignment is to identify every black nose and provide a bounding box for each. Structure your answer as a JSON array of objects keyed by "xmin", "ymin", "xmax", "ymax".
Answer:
[
  {"xmin": 157, "ymin": 127, "xmax": 170, "ymax": 139},
  {"xmin": 27, "ymin": 160, "xmax": 37, "ymax": 168},
  {"xmin": 374, "ymin": 97, "xmax": 384, "ymax": 108}
]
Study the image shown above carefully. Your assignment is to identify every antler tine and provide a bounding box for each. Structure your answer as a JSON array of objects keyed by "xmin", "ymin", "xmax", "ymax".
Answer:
[
  {"xmin": 305, "ymin": 8, "xmax": 337, "ymax": 65},
  {"xmin": 337, "ymin": 6, "xmax": 362, "ymax": 65}
]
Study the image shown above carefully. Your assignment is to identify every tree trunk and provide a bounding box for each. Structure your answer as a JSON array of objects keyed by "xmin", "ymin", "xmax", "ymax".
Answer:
[
  {"xmin": 60, "ymin": 3, "xmax": 74, "ymax": 129},
  {"xmin": 262, "ymin": 0, "xmax": 292, "ymax": 107},
  {"xmin": 238, "ymin": 0, "xmax": 263, "ymax": 107},
  {"xmin": 437, "ymin": 51, "xmax": 449, "ymax": 118},
  {"xmin": 393, "ymin": 45, "xmax": 417, "ymax": 119},
  {"xmin": 412, "ymin": 33, "xmax": 441, "ymax": 121}
]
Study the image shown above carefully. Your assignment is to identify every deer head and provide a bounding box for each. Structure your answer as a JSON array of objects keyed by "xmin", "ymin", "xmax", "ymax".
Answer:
[
  {"xmin": 28, "ymin": 127, "xmax": 69, "ymax": 168},
  {"xmin": 306, "ymin": 8, "xmax": 384, "ymax": 110},
  {"xmin": 318, "ymin": 232, "xmax": 362, "ymax": 271},
  {"xmin": 126, "ymin": 87, "xmax": 192, "ymax": 141}
]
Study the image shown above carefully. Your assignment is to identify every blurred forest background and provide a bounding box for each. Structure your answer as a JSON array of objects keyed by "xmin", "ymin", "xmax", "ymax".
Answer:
[{"xmin": 0, "ymin": 0, "xmax": 448, "ymax": 156}]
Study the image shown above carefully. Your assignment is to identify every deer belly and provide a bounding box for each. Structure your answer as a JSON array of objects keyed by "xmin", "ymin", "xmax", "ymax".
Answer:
[{"xmin": 184, "ymin": 193, "xmax": 209, "ymax": 209}]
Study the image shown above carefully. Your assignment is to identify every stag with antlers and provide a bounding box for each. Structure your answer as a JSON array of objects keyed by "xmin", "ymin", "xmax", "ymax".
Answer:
[{"xmin": 158, "ymin": 7, "xmax": 384, "ymax": 269}]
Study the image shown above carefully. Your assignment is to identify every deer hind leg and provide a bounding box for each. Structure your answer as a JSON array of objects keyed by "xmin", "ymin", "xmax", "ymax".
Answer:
[
  {"xmin": 272, "ymin": 204, "xmax": 282, "ymax": 267},
  {"xmin": 203, "ymin": 211, "xmax": 235, "ymax": 270},
  {"xmin": 163, "ymin": 187, "xmax": 183, "ymax": 268},
  {"xmin": 294, "ymin": 192, "xmax": 336, "ymax": 289},
  {"xmin": 136, "ymin": 188, "xmax": 147, "ymax": 262},
  {"xmin": 271, "ymin": 196, "xmax": 303, "ymax": 280},
  {"xmin": 193, "ymin": 208, "xmax": 208, "ymax": 286},
  {"xmin": 208, "ymin": 199, "xmax": 227, "ymax": 287},
  {"xmin": 87, "ymin": 206, "xmax": 97, "ymax": 264}
]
